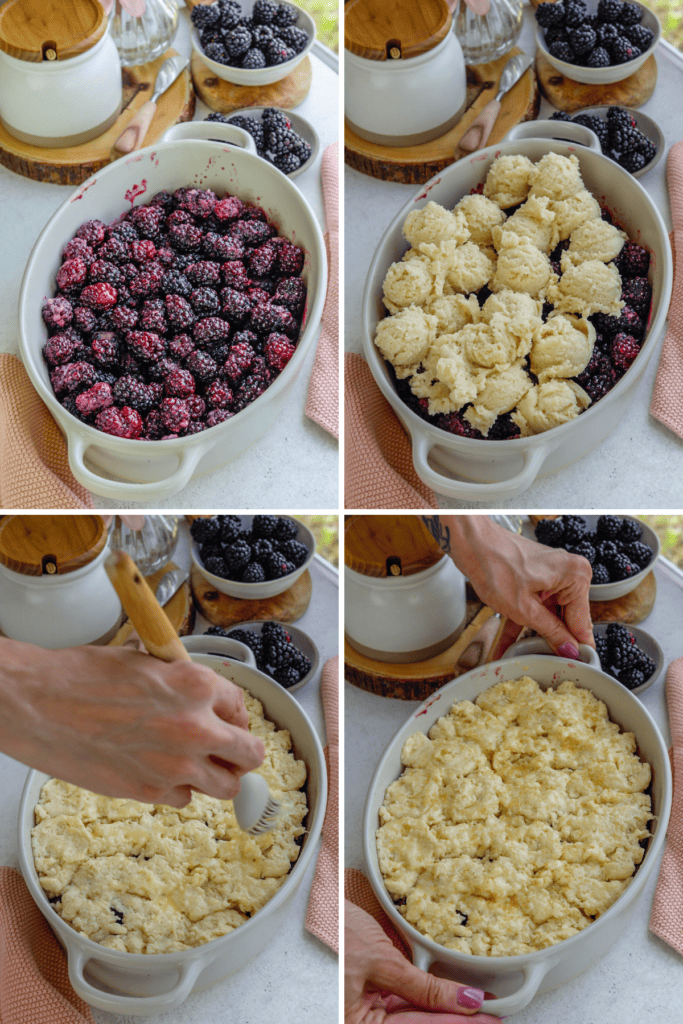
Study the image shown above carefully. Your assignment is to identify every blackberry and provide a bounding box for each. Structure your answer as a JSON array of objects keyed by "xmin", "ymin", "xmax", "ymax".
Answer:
[
  {"xmin": 262, "ymin": 107, "xmax": 291, "ymax": 130},
  {"xmin": 548, "ymin": 40, "xmax": 575, "ymax": 61},
  {"xmin": 635, "ymin": 138, "xmax": 657, "ymax": 163},
  {"xmin": 621, "ymin": 278, "xmax": 651, "ymax": 317},
  {"xmin": 263, "ymin": 635, "xmax": 295, "ymax": 668},
  {"xmin": 214, "ymin": 195, "xmax": 244, "ymax": 223},
  {"xmin": 593, "ymin": 305, "xmax": 643, "ymax": 338},
  {"xmin": 194, "ymin": 316, "xmax": 230, "ymax": 346},
  {"xmin": 140, "ymin": 300, "xmax": 168, "ymax": 334},
  {"xmin": 164, "ymin": 367, "xmax": 196, "ymax": 399},
  {"xmin": 75, "ymin": 382, "xmax": 114, "ymax": 417},
  {"xmin": 76, "ymin": 219, "xmax": 106, "ymax": 245},
  {"xmin": 289, "ymin": 649, "xmax": 311, "ymax": 678},
  {"xmin": 265, "ymin": 38, "xmax": 294, "ymax": 63},
  {"xmin": 248, "ymin": 242, "xmax": 278, "ymax": 277},
  {"xmin": 111, "ymin": 305, "xmax": 139, "ymax": 330},
  {"xmin": 549, "ymin": 110, "xmax": 573, "ymax": 122},
  {"xmin": 615, "ymin": 241, "xmax": 650, "ymax": 278},
  {"xmin": 62, "ymin": 237, "xmax": 94, "ymax": 263},
  {"xmin": 265, "ymin": 126, "xmax": 300, "ymax": 156},
  {"xmin": 242, "ymin": 561, "xmax": 266, "ymax": 582},
  {"xmin": 250, "ymin": 538, "xmax": 273, "ymax": 562},
  {"xmin": 221, "ymin": 288, "xmax": 251, "ymax": 322},
  {"xmin": 610, "ymin": 332, "xmax": 641, "ymax": 369},
  {"xmin": 224, "ymin": 25, "xmax": 251, "ymax": 55},
  {"xmin": 229, "ymin": 219, "xmax": 274, "ymax": 247},
  {"xmin": 204, "ymin": 555, "xmax": 229, "ymax": 577},
  {"xmin": 73, "ymin": 306, "xmax": 98, "ymax": 333},
  {"xmin": 191, "ymin": 516, "xmax": 221, "ymax": 545},
  {"xmin": 227, "ymin": 628, "xmax": 264, "ymax": 662},
  {"xmin": 545, "ymin": 26, "xmax": 569, "ymax": 47},
  {"xmin": 263, "ymin": 550, "xmax": 293, "ymax": 579},
  {"xmin": 567, "ymin": 540, "xmax": 596, "ymax": 564},
  {"xmin": 560, "ymin": 515, "xmax": 587, "ymax": 544},
  {"xmin": 595, "ymin": 634, "xmax": 609, "ymax": 664},
  {"xmin": 43, "ymin": 334, "xmax": 79, "ymax": 366},
  {"xmin": 609, "ymin": 35, "xmax": 640, "ymax": 62},
  {"xmin": 273, "ymin": 665, "xmax": 301, "ymax": 688},
  {"xmin": 622, "ymin": 23, "xmax": 653, "ymax": 49},
  {"xmin": 572, "ymin": 113, "xmax": 609, "ymax": 148},
  {"xmin": 568, "ymin": 24, "xmax": 597, "ymax": 53},
  {"xmin": 276, "ymin": 241, "xmax": 304, "ymax": 276},
  {"xmin": 185, "ymin": 349, "xmax": 218, "ymax": 386},
  {"xmin": 226, "ymin": 114, "xmax": 265, "ymax": 152},
  {"xmin": 91, "ymin": 332, "xmax": 121, "ymax": 367},
  {"xmin": 591, "ymin": 562, "xmax": 610, "ymax": 584},
  {"xmin": 617, "ymin": 517, "xmax": 643, "ymax": 543},
  {"xmin": 221, "ymin": 263, "xmax": 250, "ymax": 293},
  {"xmin": 264, "ymin": 333, "xmax": 295, "ymax": 370},
  {"xmin": 609, "ymin": 120, "xmax": 641, "ymax": 152},
  {"xmin": 221, "ymin": 341, "xmax": 255, "ymax": 383},
  {"xmin": 127, "ymin": 330, "xmax": 166, "ymax": 362},
  {"xmin": 273, "ymin": 152, "xmax": 301, "ymax": 174},
  {"xmin": 219, "ymin": 515, "xmax": 243, "ymax": 543},
  {"xmin": 165, "ymin": 293, "xmax": 196, "ymax": 330},
  {"xmin": 278, "ymin": 25, "xmax": 308, "ymax": 51},
  {"xmin": 205, "ymin": 380, "xmax": 233, "ymax": 409},
  {"xmin": 597, "ymin": 515, "xmax": 622, "ymax": 539},
  {"xmin": 223, "ymin": 538, "xmax": 252, "ymax": 571},
  {"xmin": 252, "ymin": 24, "xmax": 275, "ymax": 45},
  {"xmin": 273, "ymin": 277, "xmax": 306, "ymax": 315},
  {"xmin": 95, "ymin": 405, "xmax": 143, "ymax": 438},
  {"xmin": 185, "ymin": 261, "xmax": 221, "ymax": 288},
  {"xmin": 113, "ymin": 375, "xmax": 154, "ymax": 413},
  {"xmin": 191, "ymin": 2, "xmax": 221, "ymax": 30},
  {"xmin": 597, "ymin": 0, "xmax": 624, "ymax": 20},
  {"xmin": 189, "ymin": 287, "xmax": 220, "ymax": 317},
  {"xmin": 159, "ymin": 397, "xmax": 190, "ymax": 433},
  {"xmin": 278, "ymin": 539, "xmax": 308, "ymax": 567},
  {"xmin": 168, "ymin": 222, "xmax": 203, "ymax": 252},
  {"xmin": 486, "ymin": 412, "xmax": 521, "ymax": 440},
  {"xmin": 535, "ymin": 1, "xmax": 566, "ymax": 26},
  {"xmin": 620, "ymin": 668, "xmax": 645, "ymax": 690},
  {"xmin": 261, "ymin": 621, "xmax": 291, "ymax": 643},
  {"xmin": 621, "ymin": 2, "xmax": 643, "ymax": 25},
  {"xmin": 253, "ymin": 515, "xmax": 278, "ymax": 537},
  {"xmin": 273, "ymin": 3, "xmax": 298, "ymax": 28},
  {"xmin": 254, "ymin": 0, "xmax": 278, "ymax": 21},
  {"xmin": 609, "ymin": 552, "xmax": 636, "ymax": 580},
  {"xmin": 623, "ymin": 541, "xmax": 652, "ymax": 569},
  {"xmin": 273, "ymin": 517, "xmax": 298, "ymax": 542},
  {"xmin": 619, "ymin": 149, "xmax": 646, "ymax": 173},
  {"xmin": 242, "ymin": 47, "xmax": 266, "ymax": 68}
]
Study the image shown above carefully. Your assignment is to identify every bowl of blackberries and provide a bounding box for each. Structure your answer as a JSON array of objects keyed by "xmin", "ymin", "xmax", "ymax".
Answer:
[
  {"xmin": 190, "ymin": 513, "xmax": 316, "ymax": 598},
  {"xmin": 594, "ymin": 621, "xmax": 663, "ymax": 694},
  {"xmin": 549, "ymin": 106, "xmax": 663, "ymax": 178},
  {"xmin": 205, "ymin": 108, "xmax": 318, "ymax": 178},
  {"xmin": 191, "ymin": 0, "xmax": 315, "ymax": 87},
  {"xmin": 533, "ymin": 514, "xmax": 659, "ymax": 599},
  {"xmin": 534, "ymin": 0, "xmax": 660, "ymax": 85},
  {"xmin": 203, "ymin": 620, "xmax": 319, "ymax": 692}
]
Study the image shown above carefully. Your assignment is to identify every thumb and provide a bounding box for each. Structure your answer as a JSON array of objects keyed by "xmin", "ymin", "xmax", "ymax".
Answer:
[
  {"xmin": 380, "ymin": 959, "xmax": 484, "ymax": 1015},
  {"xmin": 527, "ymin": 599, "xmax": 581, "ymax": 657}
]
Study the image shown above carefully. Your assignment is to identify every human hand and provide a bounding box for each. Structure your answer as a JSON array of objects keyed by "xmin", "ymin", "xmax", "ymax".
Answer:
[
  {"xmin": 345, "ymin": 902, "xmax": 501, "ymax": 1024},
  {"xmin": 427, "ymin": 517, "xmax": 594, "ymax": 657},
  {"xmin": 0, "ymin": 639, "xmax": 265, "ymax": 806}
]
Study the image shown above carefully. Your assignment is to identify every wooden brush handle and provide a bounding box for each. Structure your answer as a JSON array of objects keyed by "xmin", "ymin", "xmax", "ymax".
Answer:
[{"xmin": 105, "ymin": 550, "xmax": 191, "ymax": 663}]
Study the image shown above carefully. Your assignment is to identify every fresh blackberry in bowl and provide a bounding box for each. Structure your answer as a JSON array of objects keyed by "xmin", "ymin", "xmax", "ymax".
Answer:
[
  {"xmin": 619, "ymin": 667, "xmax": 645, "ymax": 689},
  {"xmin": 597, "ymin": 515, "xmax": 622, "ymax": 539},
  {"xmin": 278, "ymin": 25, "xmax": 308, "ymax": 52},
  {"xmin": 591, "ymin": 562, "xmax": 610, "ymax": 584},
  {"xmin": 585, "ymin": 46, "xmax": 611, "ymax": 67},
  {"xmin": 572, "ymin": 113, "xmax": 609, "ymax": 148},
  {"xmin": 253, "ymin": 0, "xmax": 278, "ymax": 22},
  {"xmin": 619, "ymin": 149, "xmax": 647, "ymax": 173},
  {"xmin": 534, "ymin": 517, "xmax": 566, "ymax": 547},
  {"xmin": 564, "ymin": 0, "xmax": 588, "ymax": 26},
  {"xmin": 241, "ymin": 48, "xmax": 267, "ymax": 69},
  {"xmin": 560, "ymin": 515, "xmax": 587, "ymax": 544},
  {"xmin": 567, "ymin": 540, "xmax": 596, "ymax": 564},
  {"xmin": 597, "ymin": 0, "xmax": 624, "ymax": 21},
  {"xmin": 549, "ymin": 110, "xmax": 573, "ymax": 121},
  {"xmin": 253, "ymin": 514, "xmax": 279, "ymax": 537},
  {"xmin": 263, "ymin": 635, "xmax": 295, "ymax": 669},
  {"xmin": 615, "ymin": 241, "xmax": 650, "ymax": 277},
  {"xmin": 273, "ymin": 516, "xmax": 298, "ymax": 542},
  {"xmin": 191, "ymin": 516, "xmax": 221, "ymax": 545},
  {"xmin": 273, "ymin": 665, "xmax": 302, "ymax": 688},
  {"xmin": 279, "ymin": 539, "xmax": 309, "ymax": 567},
  {"xmin": 622, "ymin": 23, "xmax": 653, "ymax": 49},
  {"xmin": 618, "ymin": 517, "xmax": 643, "ymax": 543},
  {"xmin": 261, "ymin": 621, "xmax": 291, "ymax": 643},
  {"xmin": 623, "ymin": 541, "xmax": 653, "ymax": 569},
  {"xmin": 273, "ymin": 3, "xmax": 298, "ymax": 28},
  {"xmin": 609, "ymin": 35, "xmax": 640, "ymax": 62},
  {"xmin": 620, "ymin": 1, "xmax": 643, "ymax": 24},
  {"xmin": 548, "ymin": 40, "xmax": 575, "ymax": 61},
  {"xmin": 263, "ymin": 550, "xmax": 294, "ymax": 579},
  {"xmin": 219, "ymin": 515, "xmax": 243, "ymax": 544},
  {"xmin": 223, "ymin": 25, "xmax": 252, "ymax": 56},
  {"xmin": 610, "ymin": 332, "xmax": 641, "ymax": 370},
  {"xmin": 203, "ymin": 554, "xmax": 229, "ymax": 577},
  {"xmin": 568, "ymin": 24, "xmax": 597, "ymax": 53},
  {"xmin": 621, "ymin": 278, "xmax": 651, "ymax": 316},
  {"xmin": 222, "ymin": 538, "xmax": 252, "ymax": 571},
  {"xmin": 242, "ymin": 561, "xmax": 266, "ymax": 582},
  {"xmin": 609, "ymin": 552, "xmax": 637, "ymax": 580},
  {"xmin": 535, "ymin": 1, "xmax": 566, "ymax": 26},
  {"xmin": 227, "ymin": 114, "xmax": 265, "ymax": 151}
]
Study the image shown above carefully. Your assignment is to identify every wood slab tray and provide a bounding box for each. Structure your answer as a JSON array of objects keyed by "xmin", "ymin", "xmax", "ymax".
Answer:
[
  {"xmin": 191, "ymin": 51, "xmax": 312, "ymax": 113},
  {"xmin": 190, "ymin": 565, "xmax": 312, "ymax": 628},
  {"xmin": 536, "ymin": 51, "xmax": 657, "ymax": 112},
  {"xmin": 344, "ymin": 47, "xmax": 539, "ymax": 184},
  {"xmin": 0, "ymin": 48, "xmax": 195, "ymax": 186},
  {"xmin": 109, "ymin": 561, "xmax": 195, "ymax": 646}
]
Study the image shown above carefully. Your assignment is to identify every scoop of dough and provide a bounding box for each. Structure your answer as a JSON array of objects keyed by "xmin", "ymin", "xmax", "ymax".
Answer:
[
  {"xmin": 483, "ymin": 154, "xmax": 535, "ymax": 208},
  {"xmin": 428, "ymin": 293, "xmax": 481, "ymax": 335},
  {"xmin": 374, "ymin": 305, "xmax": 438, "ymax": 367},
  {"xmin": 546, "ymin": 260, "xmax": 623, "ymax": 317},
  {"xmin": 481, "ymin": 289, "xmax": 543, "ymax": 327},
  {"xmin": 490, "ymin": 231, "xmax": 552, "ymax": 295},
  {"xmin": 403, "ymin": 202, "xmax": 470, "ymax": 247},
  {"xmin": 549, "ymin": 189, "xmax": 602, "ymax": 245},
  {"xmin": 383, "ymin": 259, "xmax": 436, "ymax": 314},
  {"xmin": 529, "ymin": 152, "xmax": 584, "ymax": 201},
  {"xmin": 512, "ymin": 380, "xmax": 591, "ymax": 436},
  {"xmin": 492, "ymin": 196, "xmax": 556, "ymax": 255},
  {"xmin": 561, "ymin": 218, "xmax": 627, "ymax": 269},
  {"xmin": 434, "ymin": 337, "xmax": 487, "ymax": 409},
  {"xmin": 454, "ymin": 193, "xmax": 507, "ymax": 246},
  {"xmin": 419, "ymin": 240, "xmax": 494, "ymax": 295},
  {"xmin": 530, "ymin": 314, "xmax": 595, "ymax": 383},
  {"xmin": 460, "ymin": 314, "xmax": 532, "ymax": 370},
  {"xmin": 464, "ymin": 362, "xmax": 534, "ymax": 435}
]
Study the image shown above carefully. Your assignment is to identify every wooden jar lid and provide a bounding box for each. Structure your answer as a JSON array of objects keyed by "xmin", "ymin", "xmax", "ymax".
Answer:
[
  {"xmin": 0, "ymin": 0, "xmax": 106, "ymax": 62},
  {"xmin": 345, "ymin": 515, "xmax": 444, "ymax": 577},
  {"xmin": 344, "ymin": 0, "xmax": 452, "ymax": 61},
  {"xmin": 0, "ymin": 515, "xmax": 107, "ymax": 576}
]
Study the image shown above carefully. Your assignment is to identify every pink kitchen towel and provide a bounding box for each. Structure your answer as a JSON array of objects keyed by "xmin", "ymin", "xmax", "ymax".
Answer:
[
  {"xmin": 0, "ymin": 866, "xmax": 95, "ymax": 1024},
  {"xmin": 305, "ymin": 143, "xmax": 339, "ymax": 439},
  {"xmin": 345, "ymin": 353, "xmax": 436, "ymax": 509},
  {"xmin": 650, "ymin": 141, "xmax": 683, "ymax": 436}
]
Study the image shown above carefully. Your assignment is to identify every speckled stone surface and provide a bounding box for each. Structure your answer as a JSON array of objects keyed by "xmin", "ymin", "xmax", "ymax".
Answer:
[
  {"xmin": 345, "ymin": 552, "xmax": 683, "ymax": 1021},
  {"xmin": 0, "ymin": 12, "xmax": 339, "ymax": 511},
  {"xmin": 0, "ymin": 522, "xmax": 339, "ymax": 1023},
  {"xmin": 345, "ymin": 9, "xmax": 683, "ymax": 509}
]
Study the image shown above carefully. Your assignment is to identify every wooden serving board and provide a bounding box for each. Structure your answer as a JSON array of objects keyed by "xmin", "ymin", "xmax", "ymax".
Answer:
[
  {"xmin": 109, "ymin": 561, "xmax": 195, "ymax": 646},
  {"xmin": 344, "ymin": 47, "xmax": 539, "ymax": 184},
  {"xmin": 190, "ymin": 565, "xmax": 312, "ymax": 628},
  {"xmin": 536, "ymin": 51, "xmax": 657, "ymax": 112},
  {"xmin": 590, "ymin": 571, "xmax": 657, "ymax": 625},
  {"xmin": 0, "ymin": 48, "xmax": 195, "ymax": 186},
  {"xmin": 190, "ymin": 52, "xmax": 312, "ymax": 113}
]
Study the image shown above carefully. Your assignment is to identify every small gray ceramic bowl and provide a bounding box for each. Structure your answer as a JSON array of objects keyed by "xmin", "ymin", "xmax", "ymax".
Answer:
[
  {"xmin": 202, "ymin": 620, "xmax": 320, "ymax": 694},
  {"xmin": 191, "ymin": 516, "xmax": 316, "ymax": 599},
  {"xmin": 222, "ymin": 107, "xmax": 319, "ymax": 178},
  {"xmin": 593, "ymin": 621, "xmax": 664, "ymax": 695},
  {"xmin": 567, "ymin": 105, "xmax": 664, "ymax": 178},
  {"xmin": 585, "ymin": 516, "xmax": 660, "ymax": 600}
]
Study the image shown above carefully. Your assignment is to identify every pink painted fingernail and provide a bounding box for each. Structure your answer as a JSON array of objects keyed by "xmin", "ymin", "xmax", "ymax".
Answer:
[
  {"xmin": 457, "ymin": 987, "xmax": 484, "ymax": 1010},
  {"xmin": 558, "ymin": 642, "xmax": 580, "ymax": 659}
]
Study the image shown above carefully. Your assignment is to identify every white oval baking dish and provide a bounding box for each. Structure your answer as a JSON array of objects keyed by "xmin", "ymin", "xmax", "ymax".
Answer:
[
  {"xmin": 18, "ymin": 120, "xmax": 327, "ymax": 502},
  {"xmin": 361, "ymin": 120, "xmax": 673, "ymax": 502},
  {"xmin": 362, "ymin": 638, "xmax": 671, "ymax": 1016},
  {"xmin": 18, "ymin": 636, "xmax": 327, "ymax": 1016}
]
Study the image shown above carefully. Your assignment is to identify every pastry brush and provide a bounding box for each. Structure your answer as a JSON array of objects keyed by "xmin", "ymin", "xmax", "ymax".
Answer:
[{"xmin": 104, "ymin": 549, "xmax": 281, "ymax": 834}]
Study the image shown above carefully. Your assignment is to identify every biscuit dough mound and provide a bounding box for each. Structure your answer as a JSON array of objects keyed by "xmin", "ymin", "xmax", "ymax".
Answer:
[
  {"xmin": 427, "ymin": 293, "xmax": 481, "ymax": 336},
  {"xmin": 550, "ymin": 189, "xmax": 602, "ymax": 244},
  {"xmin": 483, "ymin": 154, "xmax": 534, "ymax": 208},
  {"xmin": 32, "ymin": 690, "xmax": 308, "ymax": 953},
  {"xmin": 383, "ymin": 259, "xmax": 435, "ymax": 314},
  {"xmin": 530, "ymin": 314, "xmax": 595, "ymax": 383},
  {"xmin": 490, "ymin": 231, "xmax": 552, "ymax": 295},
  {"xmin": 481, "ymin": 289, "xmax": 543, "ymax": 327},
  {"xmin": 375, "ymin": 305, "xmax": 438, "ymax": 367},
  {"xmin": 377, "ymin": 677, "xmax": 652, "ymax": 956},
  {"xmin": 529, "ymin": 152, "xmax": 584, "ymax": 201},
  {"xmin": 403, "ymin": 202, "xmax": 470, "ymax": 248},
  {"xmin": 512, "ymin": 379, "xmax": 591, "ymax": 436},
  {"xmin": 546, "ymin": 260, "xmax": 623, "ymax": 318},
  {"xmin": 561, "ymin": 219, "xmax": 627, "ymax": 270},
  {"xmin": 454, "ymin": 193, "xmax": 507, "ymax": 246},
  {"xmin": 492, "ymin": 195, "xmax": 556, "ymax": 254},
  {"xmin": 464, "ymin": 362, "xmax": 533, "ymax": 435},
  {"xmin": 460, "ymin": 314, "xmax": 532, "ymax": 371},
  {"xmin": 419, "ymin": 240, "xmax": 493, "ymax": 295}
]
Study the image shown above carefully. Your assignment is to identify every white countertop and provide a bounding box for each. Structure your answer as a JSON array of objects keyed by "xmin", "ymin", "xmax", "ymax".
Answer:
[
  {"xmin": 344, "ymin": 548, "xmax": 683, "ymax": 1022},
  {"xmin": 0, "ymin": 7, "xmax": 339, "ymax": 511},
  {"xmin": 0, "ymin": 518, "xmax": 339, "ymax": 1023},
  {"xmin": 344, "ymin": 7, "xmax": 683, "ymax": 509}
]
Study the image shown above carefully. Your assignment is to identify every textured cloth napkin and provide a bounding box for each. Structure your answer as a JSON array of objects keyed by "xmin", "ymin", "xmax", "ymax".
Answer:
[
  {"xmin": 649, "ymin": 657, "xmax": 683, "ymax": 952},
  {"xmin": 0, "ymin": 354, "xmax": 94, "ymax": 509},
  {"xmin": 305, "ymin": 656, "xmax": 339, "ymax": 952},
  {"xmin": 0, "ymin": 866, "xmax": 95, "ymax": 1024},
  {"xmin": 345, "ymin": 353, "xmax": 437, "ymax": 508},
  {"xmin": 650, "ymin": 141, "xmax": 683, "ymax": 435},
  {"xmin": 305, "ymin": 143, "xmax": 339, "ymax": 439}
]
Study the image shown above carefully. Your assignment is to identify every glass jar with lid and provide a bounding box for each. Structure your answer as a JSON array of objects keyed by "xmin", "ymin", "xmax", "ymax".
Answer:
[
  {"xmin": 108, "ymin": 0, "xmax": 178, "ymax": 67},
  {"xmin": 453, "ymin": 0, "xmax": 524, "ymax": 65}
]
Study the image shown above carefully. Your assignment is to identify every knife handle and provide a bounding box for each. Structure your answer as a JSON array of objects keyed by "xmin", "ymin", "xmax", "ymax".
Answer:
[
  {"xmin": 458, "ymin": 99, "xmax": 501, "ymax": 153},
  {"xmin": 114, "ymin": 99, "xmax": 158, "ymax": 155}
]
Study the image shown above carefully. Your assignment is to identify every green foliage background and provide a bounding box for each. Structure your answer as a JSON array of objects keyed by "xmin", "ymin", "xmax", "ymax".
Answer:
[
  {"xmin": 639, "ymin": 516, "xmax": 683, "ymax": 567},
  {"xmin": 296, "ymin": 0, "xmax": 339, "ymax": 51},
  {"xmin": 641, "ymin": 0, "xmax": 683, "ymax": 49}
]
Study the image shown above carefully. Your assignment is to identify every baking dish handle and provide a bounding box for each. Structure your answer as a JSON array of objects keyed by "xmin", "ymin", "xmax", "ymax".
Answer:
[
  {"xmin": 411, "ymin": 946, "xmax": 550, "ymax": 1016},
  {"xmin": 67, "ymin": 948, "xmax": 204, "ymax": 1015},
  {"xmin": 503, "ymin": 637, "xmax": 601, "ymax": 668},
  {"xmin": 505, "ymin": 119, "xmax": 602, "ymax": 152},
  {"xmin": 412, "ymin": 435, "xmax": 550, "ymax": 502},
  {"xmin": 160, "ymin": 120, "xmax": 257, "ymax": 153},
  {"xmin": 67, "ymin": 433, "xmax": 208, "ymax": 500},
  {"xmin": 181, "ymin": 633, "xmax": 258, "ymax": 669}
]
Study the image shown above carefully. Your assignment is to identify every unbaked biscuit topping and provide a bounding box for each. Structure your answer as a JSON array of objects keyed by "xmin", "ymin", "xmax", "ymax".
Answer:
[
  {"xmin": 376, "ymin": 677, "xmax": 652, "ymax": 957},
  {"xmin": 32, "ymin": 689, "xmax": 307, "ymax": 953}
]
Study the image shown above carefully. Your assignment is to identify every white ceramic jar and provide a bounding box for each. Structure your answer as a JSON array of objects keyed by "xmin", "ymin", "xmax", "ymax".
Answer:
[
  {"xmin": 345, "ymin": 555, "xmax": 467, "ymax": 663},
  {"xmin": 0, "ymin": 540, "xmax": 122, "ymax": 648}
]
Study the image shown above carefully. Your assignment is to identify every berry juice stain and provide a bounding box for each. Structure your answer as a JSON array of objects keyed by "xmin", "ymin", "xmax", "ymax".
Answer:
[{"xmin": 125, "ymin": 180, "xmax": 147, "ymax": 206}]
